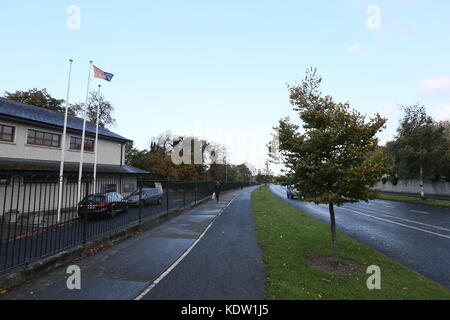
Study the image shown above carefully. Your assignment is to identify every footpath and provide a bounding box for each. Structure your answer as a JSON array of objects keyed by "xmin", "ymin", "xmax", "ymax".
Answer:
[{"xmin": 0, "ymin": 187, "xmax": 265, "ymax": 300}]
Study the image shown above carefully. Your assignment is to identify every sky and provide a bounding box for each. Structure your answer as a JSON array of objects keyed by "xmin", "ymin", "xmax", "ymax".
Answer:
[{"xmin": 1, "ymin": 0, "xmax": 450, "ymax": 172}]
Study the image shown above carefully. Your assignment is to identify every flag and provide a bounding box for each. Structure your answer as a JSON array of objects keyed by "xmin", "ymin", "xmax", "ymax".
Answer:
[{"xmin": 93, "ymin": 65, "xmax": 114, "ymax": 82}]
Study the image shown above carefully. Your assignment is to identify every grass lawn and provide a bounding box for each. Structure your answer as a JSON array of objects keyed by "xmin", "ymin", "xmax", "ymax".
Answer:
[
  {"xmin": 377, "ymin": 194, "xmax": 450, "ymax": 208},
  {"xmin": 252, "ymin": 186, "xmax": 450, "ymax": 300}
]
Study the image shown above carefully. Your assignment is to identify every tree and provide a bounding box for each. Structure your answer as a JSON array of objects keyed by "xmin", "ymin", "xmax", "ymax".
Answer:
[
  {"xmin": 125, "ymin": 142, "xmax": 139, "ymax": 165},
  {"xmin": 71, "ymin": 91, "xmax": 116, "ymax": 128},
  {"xmin": 439, "ymin": 121, "xmax": 450, "ymax": 181},
  {"xmin": 4, "ymin": 88, "xmax": 78, "ymax": 115},
  {"xmin": 386, "ymin": 105, "xmax": 449, "ymax": 198},
  {"xmin": 276, "ymin": 68, "xmax": 386, "ymax": 258},
  {"xmin": 124, "ymin": 130, "xmax": 253, "ymax": 183},
  {"xmin": 255, "ymin": 160, "xmax": 274, "ymax": 199},
  {"xmin": 262, "ymin": 160, "xmax": 274, "ymax": 199},
  {"xmin": 236, "ymin": 163, "xmax": 253, "ymax": 183},
  {"xmin": 126, "ymin": 132, "xmax": 219, "ymax": 181}
]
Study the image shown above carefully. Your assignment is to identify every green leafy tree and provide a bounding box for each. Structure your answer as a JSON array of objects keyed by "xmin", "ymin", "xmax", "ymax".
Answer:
[
  {"xmin": 276, "ymin": 68, "xmax": 386, "ymax": 258},
  {"xmin": 439, "ymin": 121, "xmax": 450, "ymax": 181},
  {"xmin": 71, "ymin": 91, "xmax": 116, "ymax": 128},
  {"xmin": 255, "ymin": 160, "xmax": 274, "ymax": 199},
  {"xmin": 4, "ymin": 88, "xmax": 77, "ymax": 115},
  {"xmin": 386, "ymin": 105, "xmax": 449, "ymax": 198},
  {"xmin": 236, "ymin": 163, "xmax": 253, "ymax": 183},
  {"xmin": 126, "ymin": 132, "xmax": 225, "ymax": 181}
]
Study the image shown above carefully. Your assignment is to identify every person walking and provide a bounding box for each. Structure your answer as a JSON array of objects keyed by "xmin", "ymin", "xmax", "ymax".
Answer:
[{"xmin": 214, "ymin": 181, "xmax": 221, "ymax": 203}]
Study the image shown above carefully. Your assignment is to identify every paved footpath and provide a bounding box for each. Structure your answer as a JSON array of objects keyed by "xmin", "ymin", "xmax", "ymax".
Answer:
[{"xmin": 1, "ymin": 187, "xmax": 265, "ymax": 300}]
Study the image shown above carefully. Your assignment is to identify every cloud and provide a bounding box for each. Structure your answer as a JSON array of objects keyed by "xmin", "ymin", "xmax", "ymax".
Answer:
[
  {"xmin": 346, "ymin": 43, "xmax": 369, "ymax": 56},
  {"xmin": 420, "ymin": 77, "xmax": 450, "ymax": 96},
  {"xmin": 434, "ymin": 104, "xmax": 450, "ymax": 121}
]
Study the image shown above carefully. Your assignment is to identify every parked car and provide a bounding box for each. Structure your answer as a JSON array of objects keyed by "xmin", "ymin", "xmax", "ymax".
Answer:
[
  {"xmin": 78, "ymin": 192, "xmax": 128, "ymax": 219},
  {"xmin": 286, "ymin": 186, "xmax": 301, "ymax": 199},
  {"xmin": 126, "ymin": 188, "xmax": 164, "ymax": 206}
]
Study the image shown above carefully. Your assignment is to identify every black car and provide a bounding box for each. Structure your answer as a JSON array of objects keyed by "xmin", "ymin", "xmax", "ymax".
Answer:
[{"xmin": 78, "ymin": 192, "xmax": 128, "ymax": 219}]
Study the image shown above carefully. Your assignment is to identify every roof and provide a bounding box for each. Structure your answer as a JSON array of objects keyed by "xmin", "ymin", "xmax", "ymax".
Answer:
[
  {"xmin": 0, "ymin": 157, "xmax": 148, "ymax": 175},
  {"xmin": 0, "ymin": 97, "xmax": 132, "ymax": 143}
]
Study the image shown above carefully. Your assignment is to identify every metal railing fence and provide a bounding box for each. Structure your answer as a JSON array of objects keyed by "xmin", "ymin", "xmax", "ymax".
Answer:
[{"xmin": 0, "ymin": 173, "xmax": 248, "ymax": 274}]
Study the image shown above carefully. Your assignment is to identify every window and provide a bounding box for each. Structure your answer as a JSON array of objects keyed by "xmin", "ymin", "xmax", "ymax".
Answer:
[
  {"xmin": 0, "ymin": 124, "xmax": 15, "ymax": 142},
  {"xmin": 101, "ymin": 184, "xmax": 117, "ymax": 193},
  {"xmin": 27, "ymin": 129, "xmax": 60, "ymax": 148},
  {"xmin": 122, "ymin": 183, "xmax": 135, "ymax": 193},
  {"xmin": 70, "ymin": 137, "xmax": 95, "ymax": 152}
]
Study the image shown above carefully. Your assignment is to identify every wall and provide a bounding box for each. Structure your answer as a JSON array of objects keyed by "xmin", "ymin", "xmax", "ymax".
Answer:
[
  {"xmin": 373, "ymin": 180, "xmax": 450, "ymax": 196},
  {"xmin": 0, "ymin": 120, "xmax": 123, "ymax": 166}
]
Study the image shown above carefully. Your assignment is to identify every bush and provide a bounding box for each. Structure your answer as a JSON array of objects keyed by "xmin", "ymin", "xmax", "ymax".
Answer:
[{"xmin": 390, "ymin": 176, "xmax": 399, "ymax": 186}]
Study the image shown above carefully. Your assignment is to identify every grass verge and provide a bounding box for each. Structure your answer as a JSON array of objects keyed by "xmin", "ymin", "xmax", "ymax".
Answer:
[
  {"xmin": 377, "ymin": 194, "xmax": 450, "ymax": 208},
  {"xmin": 252, "ymin": 186, "xmax": 450, "ymax": 300}
]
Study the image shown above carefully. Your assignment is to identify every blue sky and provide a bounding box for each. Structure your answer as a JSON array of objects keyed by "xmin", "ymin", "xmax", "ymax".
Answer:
[{"xmin": 1, "ymin": 1, "xmax": 449, "ymax": 170}]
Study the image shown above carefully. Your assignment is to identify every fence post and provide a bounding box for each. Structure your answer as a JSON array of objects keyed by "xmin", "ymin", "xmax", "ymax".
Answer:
[
  {"xmin": 183, "ymin": 181, "xmax": 186, "ymax": 209},
  {"xmin": 138, "ymin": 177, "xmax": 142, "ymax": 225},
  {"xmin": 194, "ymin": 181, "xmax": 197, "ymax": 204},
  {"xmin": 82, "ymin": 179, "xmax": 89, "ymax": 245},
  {"xmin": 166, "ymin": 180, "xmax": 170, "ymax": 214}
]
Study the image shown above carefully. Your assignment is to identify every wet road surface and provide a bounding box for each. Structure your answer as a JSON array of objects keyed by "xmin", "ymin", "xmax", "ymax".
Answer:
[{"xmin": 270, "ymin": 184, "xmax": 450, "ymax": 289}]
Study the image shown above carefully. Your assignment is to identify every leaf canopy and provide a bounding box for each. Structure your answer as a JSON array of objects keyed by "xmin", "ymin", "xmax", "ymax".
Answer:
[{"xmin": 277, "ymin": 68, "xmax": 387, "ymax": 205}]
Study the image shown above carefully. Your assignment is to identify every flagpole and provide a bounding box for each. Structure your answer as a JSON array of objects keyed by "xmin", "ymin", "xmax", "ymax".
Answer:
[
  {"xmin": 77, "ymin": 61, "xmax": 93, "ymax": 204},
  {"xmin": 93, "ymin": 84, "xmax": 101, "ymax": 192},
  {"xmin": 57, "ymin": 59, "xmax": 73, "ymax": 223}
]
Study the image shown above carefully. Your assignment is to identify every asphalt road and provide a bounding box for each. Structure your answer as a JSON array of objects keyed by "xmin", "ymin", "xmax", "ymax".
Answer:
[
  {"xmin": 142, "ymin": 186, "xmax": 265, "ymax": 300},
  {"xmin": 1, "ymin": 187, "xmax": 265, "ymax": 300},
  {"xmin": 270, "ymin": 184, "xmax": 450, "ymax": 289}
]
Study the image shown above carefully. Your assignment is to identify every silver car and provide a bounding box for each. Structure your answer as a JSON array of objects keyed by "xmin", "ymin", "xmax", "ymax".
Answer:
[{"xmin": 126, "ymin": 188, "xmax": 163, "ymax": 206}]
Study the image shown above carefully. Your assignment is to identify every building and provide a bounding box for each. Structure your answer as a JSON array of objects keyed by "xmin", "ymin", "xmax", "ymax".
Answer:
[{"xmin": 0, "ymin": 97, "xmax": 147, "ymax": 217}]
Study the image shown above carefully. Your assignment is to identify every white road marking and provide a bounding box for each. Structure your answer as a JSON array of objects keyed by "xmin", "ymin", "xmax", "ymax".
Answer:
[
  {"xmin": 134, "ymin": 192, "xmax": 241, "ymax": 300},
  {"xmin": 338, "ymin": 207, "xmax": 450, "ymax": 240},
  {"xmin": 410, "ymin": 210, "xmax": 431, "ymax": 215},
  {"xmin": 345, "ymin": 206, "xmax": 450, "ymax": 232},
  {"xmin": 272, "ymin": 185, "xmax": 449, "ymax": 236},
  {"xmin": 376, "ymin": 200, "xmax": 393, "ymax": 205},
  {"xmin": 381, "ymin": 205, "xmax": 395, "ymax": 209}
]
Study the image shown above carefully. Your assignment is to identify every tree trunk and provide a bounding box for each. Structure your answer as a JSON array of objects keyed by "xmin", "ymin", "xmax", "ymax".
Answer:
[
  {"xmin": 329, "ymin": 203, "xmax": 339, "ymax": 259},
  {"xmin": 419, "ymin": 163, "xmax": 426, "ymax": 200}
]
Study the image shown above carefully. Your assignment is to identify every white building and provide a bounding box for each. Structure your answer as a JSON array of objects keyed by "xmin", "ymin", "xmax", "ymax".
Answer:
[{"xmin": 0, "ymin": 97, "xmax": 147, "ymax": 216}]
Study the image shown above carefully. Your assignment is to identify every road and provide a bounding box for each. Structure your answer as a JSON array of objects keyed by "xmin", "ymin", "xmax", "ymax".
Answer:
[
  {"xmin": 142, "ymin": 186, "xmax": 265, "ymax": 300},
  {"xmin": 270, "ymin": 184, "xmax": 450, "ymax": 289},
  {"xmin": 1, "ymin": 187, "xmax": 265, "ymax": 300}
]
